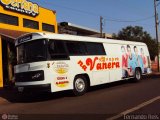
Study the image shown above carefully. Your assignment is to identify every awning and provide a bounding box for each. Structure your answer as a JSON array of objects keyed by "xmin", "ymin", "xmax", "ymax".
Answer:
[{"xmin": 0, "ymin": 28, "xmax": 27, "ymax": 40}]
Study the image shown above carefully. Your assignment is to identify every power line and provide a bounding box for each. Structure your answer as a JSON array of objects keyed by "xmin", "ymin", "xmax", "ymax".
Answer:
[
  {"xmin": 35, "ymin": 0, "xmax": 155, "ymax": 23},
  {"xmin": 37, "ymin": 0, "xmax": 100, "ymax": 16},
  {"xmin": 103, "ymin": 15, "xmax": 154, "ymax": 23}
]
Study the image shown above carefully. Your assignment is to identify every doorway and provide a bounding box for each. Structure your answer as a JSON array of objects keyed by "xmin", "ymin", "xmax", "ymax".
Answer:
[{"xmin": 2, "ymin": 36, "xmax": 16, "ymax": 87}]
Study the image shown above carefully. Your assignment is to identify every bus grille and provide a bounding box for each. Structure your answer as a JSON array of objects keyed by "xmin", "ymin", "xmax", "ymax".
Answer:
[{"xmin": 15, "ymin": 70, "xmax": 44, "ymax": 82}]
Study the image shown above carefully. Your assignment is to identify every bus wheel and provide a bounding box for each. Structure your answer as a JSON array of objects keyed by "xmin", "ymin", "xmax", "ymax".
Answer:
[
  {"xmin": 134, "ymin": 68, "xmax": 142, "ymax": 82},
  {"xmin": 73, "ymin": 75, "xmax": 88, "ymax": 96}
]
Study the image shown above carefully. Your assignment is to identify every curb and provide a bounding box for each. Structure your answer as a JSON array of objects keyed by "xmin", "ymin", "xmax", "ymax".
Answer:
[
  {"xmin": 152, "ymin": 72, "xmax": 160, "ymax": 75},
  {"xmin": 142, "ymin": 72, "xmax": 160, "ymax": 79},
  {"xmin": 0, "ymin": 89, "xmax": 10, "ymax": 105},
  {"xmin": 0, "ymin": 97, "xmax": 8, "ymax": 105},
  {"xmin": 150, "ymin": 72, "xmax": 160, "ymax": 77}
]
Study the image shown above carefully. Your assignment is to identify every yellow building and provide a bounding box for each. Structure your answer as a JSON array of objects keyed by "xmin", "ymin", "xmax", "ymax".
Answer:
[{"xmin": 0, "ymin": 0, "xmax": 58, "ymax": 88}]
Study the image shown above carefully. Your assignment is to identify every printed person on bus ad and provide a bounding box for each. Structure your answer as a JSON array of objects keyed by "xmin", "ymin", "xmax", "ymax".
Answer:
[
  {"xmin": 126, "ymin": 45, "xmax": 137, "ymax": 76},
  {"xmin": 140, "ymin": 48, "xmax": 148, "ymax": 73},
  {"xmin": 121, "ymin": 46, "xmax": 131, "ymax": 78},
  {"xmin": 133, "ymin": 46, "xmax": 144, "ymax": 73}
]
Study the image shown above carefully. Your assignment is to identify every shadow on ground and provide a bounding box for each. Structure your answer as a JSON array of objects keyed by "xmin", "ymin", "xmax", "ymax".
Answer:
[{"xmin": 0, "ymin": 74, "xmax": 159, "ymax": 103}]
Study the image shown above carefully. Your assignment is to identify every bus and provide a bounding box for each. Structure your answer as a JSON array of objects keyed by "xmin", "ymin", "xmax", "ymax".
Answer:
[{"xmin": 14, "ymin": 32, "xmax": 151, "ymax": 96}]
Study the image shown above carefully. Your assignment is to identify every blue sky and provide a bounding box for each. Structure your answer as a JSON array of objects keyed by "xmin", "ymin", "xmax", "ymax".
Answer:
[{"xmin": 32, "ymin": 0, "xmax": 160, "ymax": 38}]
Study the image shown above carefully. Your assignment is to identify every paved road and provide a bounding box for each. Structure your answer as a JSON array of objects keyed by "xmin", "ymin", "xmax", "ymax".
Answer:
[{"xmin": 0, "ymin": 75, "xmax": 160, "ymax": 120}]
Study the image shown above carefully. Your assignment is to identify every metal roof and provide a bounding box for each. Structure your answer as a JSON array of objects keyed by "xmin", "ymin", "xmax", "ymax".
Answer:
[
  {"xmin": 59, "ymin": 22, "xmax": 100, "ymax": 35},
  {"xmin": 59, "ymin": 22, "xmax": 113, "ymax": 38},
  {"xmin": 67, "ymin": 22, "xmax": 100, "ymax": 33},
  {"xmin": 0, "ymin": 28, "xmax": 27, "ymax": 40}
]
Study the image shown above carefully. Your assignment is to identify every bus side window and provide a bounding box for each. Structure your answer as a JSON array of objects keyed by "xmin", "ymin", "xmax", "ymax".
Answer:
[
  {"xmin": 66, "ymin": 41, "xmax": 87, "ymax": 56},
  {"xmin": 48, "ymin": 40, "xmax": 69, "ymax": 60},
  {"xmin": 85, "ymin": 42, "xmax": 106, "ymax": 55}
]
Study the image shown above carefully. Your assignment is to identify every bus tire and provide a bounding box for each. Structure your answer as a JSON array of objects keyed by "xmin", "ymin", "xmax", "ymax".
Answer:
[
  {"xmin": 73, "ymin": 75, "xmax": 88, "ymax": 96},
  {"xmin": 133, "ymin": 68, "xmax": 142, "ymax": 82}
]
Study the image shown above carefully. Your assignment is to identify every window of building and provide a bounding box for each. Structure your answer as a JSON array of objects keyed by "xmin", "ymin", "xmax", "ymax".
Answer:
[
  {"xmin": 42, "ymin": 23, "xmax": 55, "ymax": 32},
  {"xmin": 85, "ymin": 42, "xmax": 106, "ymax": 55},
  {"xmin": 66, "ymin": 41, "xmax": 87, "ymax": 55},
  {"xmin": 48, "ymin": 40, "xmax": 69, "ymax": 60},
  {"xmin": 23, "ymin": 19, "xmax": 39, "ymax": 30},
  {"xmin": 0, "ymin": 13, "xmax": 18, "ymax": 26}
]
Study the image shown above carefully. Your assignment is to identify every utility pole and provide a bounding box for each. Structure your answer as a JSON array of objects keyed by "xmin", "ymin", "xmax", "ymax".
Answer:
[
  {"xmin": 154, "ymin": 0, "xmax": 159, "ymax": 72},
  {"xmin": 100, "ymin": 16, "xmax": 103, "ymax": 38}
]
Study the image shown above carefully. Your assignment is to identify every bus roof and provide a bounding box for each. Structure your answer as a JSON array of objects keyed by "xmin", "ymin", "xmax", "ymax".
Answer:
[{"xmin": 15, "ymin": 32, "xmax": 146, "ymax": 46}]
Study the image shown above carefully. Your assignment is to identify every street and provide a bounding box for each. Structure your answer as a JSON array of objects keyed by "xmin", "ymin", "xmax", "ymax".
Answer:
[{"xmin": 0, "ymin": 75, "xmax": 160, "ymax": 120}]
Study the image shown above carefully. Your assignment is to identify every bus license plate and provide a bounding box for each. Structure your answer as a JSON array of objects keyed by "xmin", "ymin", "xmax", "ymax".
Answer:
[{"xmin": 18, "ymin": 87, "xmax": 24, "ymax": 92}]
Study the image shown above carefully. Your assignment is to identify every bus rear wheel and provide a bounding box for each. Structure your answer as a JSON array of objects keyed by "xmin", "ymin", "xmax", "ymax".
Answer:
[
  {"xmin": 73, "ymin": 75, "xmax": 88, "ymax": 96},
  {"xmin": 134, "ymin": 68, "xmax": 142, "ymax": 82}
]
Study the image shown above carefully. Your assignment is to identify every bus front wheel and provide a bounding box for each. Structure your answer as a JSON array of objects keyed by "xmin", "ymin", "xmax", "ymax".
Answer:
[{"xmin": 73, "ymin": 75, "xmax": 88, "ymax": 96}]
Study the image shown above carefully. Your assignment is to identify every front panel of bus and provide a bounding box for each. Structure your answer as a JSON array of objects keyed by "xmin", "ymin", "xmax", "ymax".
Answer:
[
  {"xmin": 15, "ymin": 35, "xmax": 72, "ymax": 93},
  {"xmin": 15, "ymin": 38, "xmax": 51, "ymax": 92}
]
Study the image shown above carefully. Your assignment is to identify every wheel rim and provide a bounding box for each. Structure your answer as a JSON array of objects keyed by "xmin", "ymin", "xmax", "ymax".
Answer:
[
  {"xmin": 75, "ymin": 78, "xmax": 85, "ymax": 92},
  {"xmin": 136, "ymin": 70, "xmax": 141, "ymax": 80}
]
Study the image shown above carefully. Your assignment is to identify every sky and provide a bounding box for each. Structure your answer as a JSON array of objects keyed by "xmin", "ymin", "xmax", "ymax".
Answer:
[{"xmin": 31, "ymin": 0, "xmax": 160, "ymax": 38}]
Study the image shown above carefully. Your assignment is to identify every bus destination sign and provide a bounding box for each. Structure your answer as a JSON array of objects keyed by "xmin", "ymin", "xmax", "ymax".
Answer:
[{"xmin": 17, "ymin": 35, "xmax": 32, "ymax": 44}]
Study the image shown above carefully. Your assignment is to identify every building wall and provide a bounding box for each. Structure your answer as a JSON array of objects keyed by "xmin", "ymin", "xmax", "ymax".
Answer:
[
  {"xmin": 0, "ymin": 3, "xmax": 58, "ymax": 33},
  {"xmin": 0, "ymin": 36, "xmax": 3, "ymax": 88},
  {"xmin": 0, "ymin": 0, "xmax": 58, "ymax": 88}
]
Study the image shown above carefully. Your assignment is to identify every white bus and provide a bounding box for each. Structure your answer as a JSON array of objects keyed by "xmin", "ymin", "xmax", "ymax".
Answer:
[{"xmin": 14, "ymin": 32, "xmax": 151, "ymax": 95}]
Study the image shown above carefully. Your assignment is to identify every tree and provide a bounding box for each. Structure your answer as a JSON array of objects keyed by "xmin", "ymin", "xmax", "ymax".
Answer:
[{"xmin": 113, "ymin": 26, "xmax": 158, "ymax": 60}]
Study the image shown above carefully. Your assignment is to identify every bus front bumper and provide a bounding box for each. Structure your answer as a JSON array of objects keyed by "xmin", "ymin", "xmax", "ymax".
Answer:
[{"xmin": 15, "ymin": 84, "xmax": 51, "ymax": 93}]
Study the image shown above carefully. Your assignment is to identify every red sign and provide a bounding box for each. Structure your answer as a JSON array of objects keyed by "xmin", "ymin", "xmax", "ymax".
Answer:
[{"xmin": 78, "ymin": 57, "xmax": 120, "ymax": 71}]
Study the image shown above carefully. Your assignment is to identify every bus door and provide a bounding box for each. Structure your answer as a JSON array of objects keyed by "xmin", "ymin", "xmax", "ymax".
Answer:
[
  {"xmin": 103, "ymin": 44, "xmax": 122, "ymax": 83},
  {"xmin": 48, "ymin": 40, "xmax": 71, "ymax": 92}
]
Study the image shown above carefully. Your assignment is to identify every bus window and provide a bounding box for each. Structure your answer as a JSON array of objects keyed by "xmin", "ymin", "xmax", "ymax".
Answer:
[
  {"xmin": 17, "ymin": 44, "xmax": 24, "ymax": 64},
  {"xmin": 17, "ymin": 39, "xmax": 47, "ymax": 64},
  {"xmin": 48, "ymin": 40, "xmax": 69, "ymax": 60},
  {"xmin": 85, "ymin": 42, "xmax": 106, "ymax": 55},
  {"xmin": 66, "ymin": 41, "xmax": 87, "ymax": 56}
]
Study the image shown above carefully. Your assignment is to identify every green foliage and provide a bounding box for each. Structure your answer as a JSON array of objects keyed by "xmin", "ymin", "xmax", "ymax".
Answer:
[{"xmin": 112, "ymin": 26, "xmax": 158, "ymax": 60}]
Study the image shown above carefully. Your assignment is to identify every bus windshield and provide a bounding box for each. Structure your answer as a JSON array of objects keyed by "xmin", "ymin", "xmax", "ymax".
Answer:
[{"xmin": 17, "ymin": 39, "xmax": 47, "ymax": 64}]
